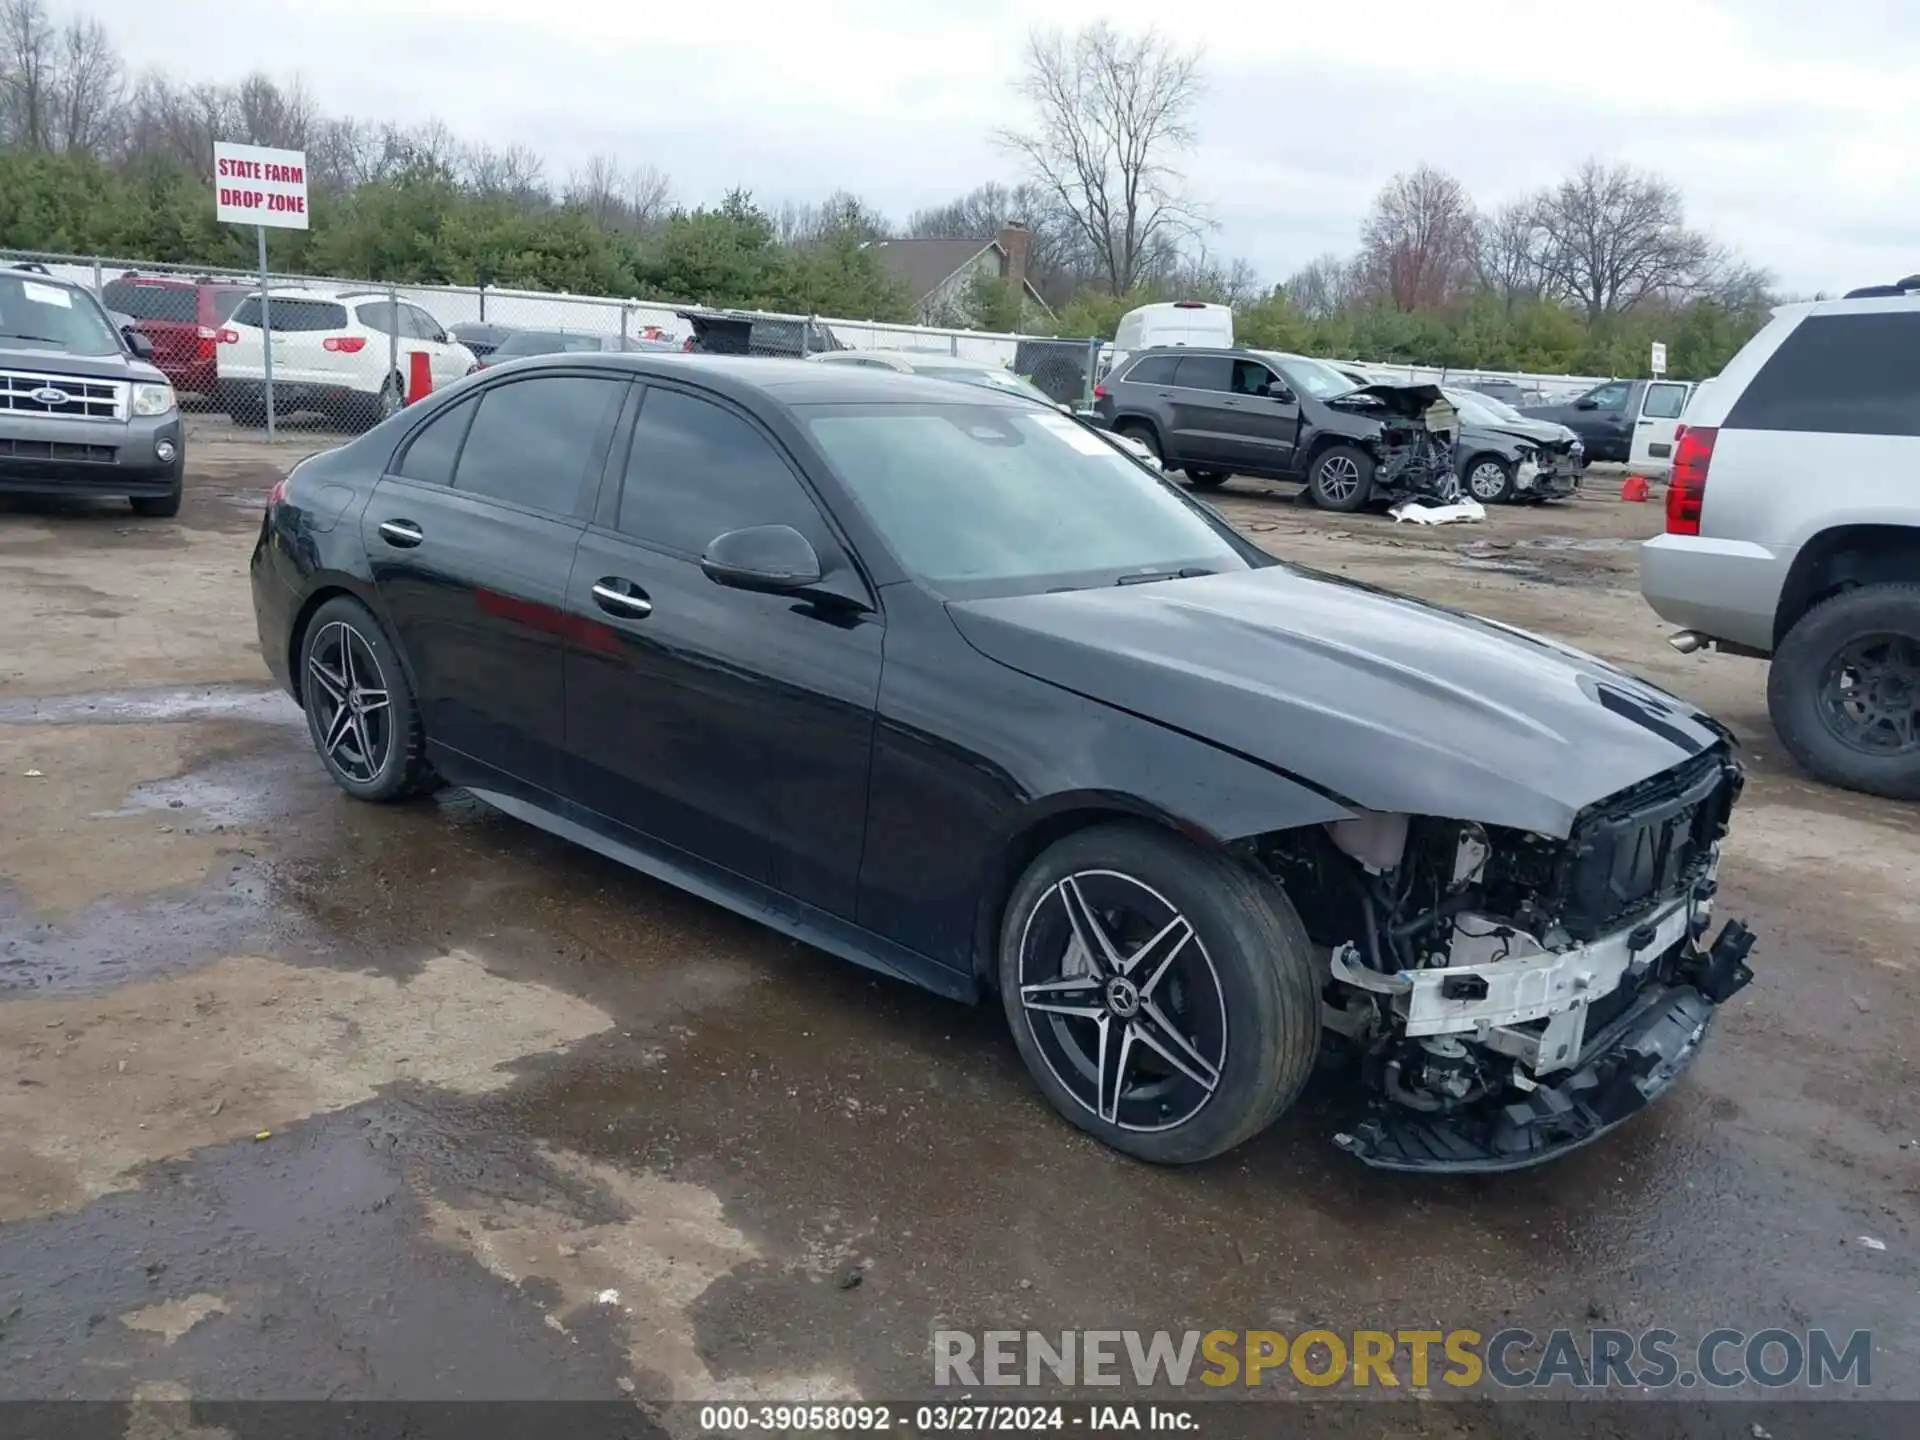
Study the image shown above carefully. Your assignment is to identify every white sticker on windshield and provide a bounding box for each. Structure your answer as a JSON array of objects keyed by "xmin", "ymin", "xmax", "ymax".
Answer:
[
  {"xmin": 21, "ymin": 281, "xmax": 72, "ymax": 308},
  {"xmin": 1033, "ymin": 412, "xmax": 1113, "ymax": 456}
]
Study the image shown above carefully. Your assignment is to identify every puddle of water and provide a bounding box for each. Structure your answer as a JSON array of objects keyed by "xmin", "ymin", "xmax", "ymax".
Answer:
[
  {"xmin": 1516, "ymin": 534, "xmax": 1640, "ymax": 553},
  {"xmin": 0, "ymin": 686, "xmax": 301, "ymax": 728},
  {"xmin": 99, "ymin": 750, "xmax": 293, "ymax": 829},
  {"xmin": 1451, "ymin": 556, "xmax": 1551, "ymax": 578}
]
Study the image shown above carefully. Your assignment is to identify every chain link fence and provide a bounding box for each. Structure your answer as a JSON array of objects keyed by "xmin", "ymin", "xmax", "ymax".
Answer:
[{"xmin": 5, "ymin": 246, "xmax": 1603, "ymax": 438}]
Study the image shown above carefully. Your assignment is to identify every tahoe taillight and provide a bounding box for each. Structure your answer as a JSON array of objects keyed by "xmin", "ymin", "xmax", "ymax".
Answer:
[
  {"xmin": 322, "ymin": 335, "xmax": 367, "ymax": 353},
  {"xmin": 1666, "ymin": 426, "xmax": 1717, "ymax": 536}
]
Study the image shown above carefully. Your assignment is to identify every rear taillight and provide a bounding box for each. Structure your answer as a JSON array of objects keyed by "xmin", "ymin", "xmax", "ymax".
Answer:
[
  {"xmin": 197, "ymin": 326, "xmax": 217, "ymax": 341},
  {"xmin": 216, "ymin": 328, "xmax": 239, "ymax": 344},
  {"xmin": 1093, "ymin": 383, "xmax": 1108, "ymax": 400},
  {"xmin": 682, "ymin": 336, "xmax": 695, "ymax": 352},
  {"xmin": 1666, "ymin": 425, "xmax": 1717, "ymax": 536},
  {"xmin": 322, "ymin": 335, "xmax": 367, "ymax": 353},
  {"xmin": 266, "ymin": 477, "xmax": 289, "ymax": 508}
]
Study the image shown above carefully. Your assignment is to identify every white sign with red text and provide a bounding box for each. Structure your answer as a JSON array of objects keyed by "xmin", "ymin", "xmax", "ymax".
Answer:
[{"xmin": 214, "ymin": 142, "xmax": 310, "ymax": 229}]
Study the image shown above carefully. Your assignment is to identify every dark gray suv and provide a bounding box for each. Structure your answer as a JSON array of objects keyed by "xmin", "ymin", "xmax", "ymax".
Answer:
[
  {"xmin": 1092, "ymin": 347, "xmax": 1455, "ymax": 510},
  {"xmin": 1, "ymin": 269, "xmax": 185, "ymax": 516}
]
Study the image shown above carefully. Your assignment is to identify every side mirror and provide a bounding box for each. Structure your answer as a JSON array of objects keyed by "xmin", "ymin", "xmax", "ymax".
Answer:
[
  {"xmin": 700, "ymin": 524, "xmax": 823, "ymax": 594},
  {"xmin": 1574, "ymin": 397, "xmax": 1598, "ymax": 411},
  {"xmin": 123, "ymin": 328, "xmax": 155, "ymax": 359},
  {"xmin": 1264, "ymin": 380, "xmax": 1295, "ymax": 403}
]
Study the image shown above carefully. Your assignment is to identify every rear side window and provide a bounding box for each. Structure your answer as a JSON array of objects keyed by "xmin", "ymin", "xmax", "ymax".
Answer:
[
  {"xmin": 1121, "ymin": 355, "xmax": 1179, "ymax": 385},
  {"xmin": 355, "ymin": 301, "xmax": 398, "ymax": 335},
  {"xmin": 452, "ymin": 376, "xmax": 623, "ymax": 512},
  {"xmin": 210, "ymin": 289, "xmax": 249, "ymax": 322},
  {"xmin": 102, "ymin": 282, "xmax": 194, "ymax": 323},
  {"xmin": 394, "ymin": 396, "xmax": 476, "ymax": 485},
  {"xmin": 1724, "ymin": 312, "xmax": 1920, "ymax": 437},
  {"xmin": 616, "ymin": 387, "xmax": 822, "ymax": 554},
  {"xmin": 229, "ymin": 298, "xmax": 348, "ymax": 332},
  {"xmin": 1642, "ymin": 382, "xmax": 1689, "ymax": 419},
  {"xmin": 1172, "ymin": 355, "xmax": 1232, "ymax": 392}
]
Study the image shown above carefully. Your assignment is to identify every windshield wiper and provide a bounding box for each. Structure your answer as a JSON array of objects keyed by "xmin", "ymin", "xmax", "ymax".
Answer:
[
  {"xmin": 0, "ymin": 333, "xmax": 70, "ymax": 346},
  {"xmin": 1114, "ymin": 566, "xmax": 1215, "ymax": 586}
]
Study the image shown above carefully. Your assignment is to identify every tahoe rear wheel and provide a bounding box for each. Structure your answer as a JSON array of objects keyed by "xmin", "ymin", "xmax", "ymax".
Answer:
[
  {"xmin": 998, "ymin": 824, "xmax": 1320, "ymax": 1164},
  {"xmin": 1769, "ymin": 582, "xmax": 1920, "ymax": 800},
  {"xmin": 298, "ymin": 596, "xmax": 436, "ymax": 802}
]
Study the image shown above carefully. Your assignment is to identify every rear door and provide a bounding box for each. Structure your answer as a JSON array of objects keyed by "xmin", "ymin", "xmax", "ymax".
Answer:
[
  {"xmin": 1629, "ymin": 380, "xmax": 1692, "ymax": 475},
  {"xmin": 562, "ymin": 381, "xmax": 883, "ymax": 916},
  {"xmin": 1164, "ymin": 354, "xmax": 1238, "ymax": 466},
  {"xmin": 363, "ymin": 371, "xmax": 626, "ymax": 797}
]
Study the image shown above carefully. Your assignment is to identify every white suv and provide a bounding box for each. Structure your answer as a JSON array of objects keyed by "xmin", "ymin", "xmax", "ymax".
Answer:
[
  {"xmin": 216, "ymin": 288, "xmax": 476, "ymax": 430},
  {"xmin": 1641, "ymin": 279, "xmax": 1920, "ymax": 799}
]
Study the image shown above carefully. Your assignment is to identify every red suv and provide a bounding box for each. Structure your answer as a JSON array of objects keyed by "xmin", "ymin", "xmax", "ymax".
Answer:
[{"xmin": 101, "ymin": 273, "xmax": 251, "ymax": 399}]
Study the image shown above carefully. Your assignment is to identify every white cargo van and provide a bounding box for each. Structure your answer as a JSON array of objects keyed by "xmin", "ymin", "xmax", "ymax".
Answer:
[{"xmin": 1106, "ymin": 301, "xmax": 1234, "ymax": 374}]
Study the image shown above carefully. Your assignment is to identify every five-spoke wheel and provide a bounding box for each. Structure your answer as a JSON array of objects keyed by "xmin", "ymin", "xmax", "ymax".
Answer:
[
  {"xmin": 297, "ymin": 595, "xmax": 435, "ymax": 801},
  {"xmin": 999, "ymin": 824, "xmax": 1320, "ymax": 1163}
]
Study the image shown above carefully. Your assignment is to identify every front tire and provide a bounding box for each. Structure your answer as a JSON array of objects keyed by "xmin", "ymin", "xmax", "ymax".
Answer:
[
  {"xmin": 130, "ymin": 466, "xmax": 184, "ymax": 518},
  {"xmin": 1463, "ymin": 454, "xmax": 1516, "ymax": 503},
  {"xmin": 1307, "ymin": 444, "xmax": 1374, "ymax": 512},
  {"xmin": 1769, "ymin": 583, "xmax": 1920, "ymax": 800},
  {"xmin": 298, "ymin": 596, "xmax": 435, "ymax": 802},
  {"xmin": 1184, "ymin": 469, "xmax": 1230, "ymax": 490},
  {"xmin": 998, "ymin": 824, "xmax": 1320, "ymax": 1164}
]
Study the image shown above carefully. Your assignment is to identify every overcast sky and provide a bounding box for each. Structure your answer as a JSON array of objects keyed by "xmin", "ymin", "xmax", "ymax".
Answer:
[{"xmin": 78, "ymin": 0, "xmax": 1918, "ymax": 295}]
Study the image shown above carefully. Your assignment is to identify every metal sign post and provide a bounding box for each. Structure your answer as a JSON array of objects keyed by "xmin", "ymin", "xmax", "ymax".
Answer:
[
  {"xmin": 257, "ymin": 226, "xmax": 274, "ymax": 439},
  {"xmin": 214, "ymin": 140, "xmax": 310, "ymax": 442}
]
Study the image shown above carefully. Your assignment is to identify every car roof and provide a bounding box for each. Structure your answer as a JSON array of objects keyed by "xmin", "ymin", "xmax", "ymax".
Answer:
[
  {"xmin": 488, "ymin": 352, "xmax": 1030, "ymax": 407},
  {"xmin": 237, "ymin": 287, "xmax": 351, "ymax": 303}
]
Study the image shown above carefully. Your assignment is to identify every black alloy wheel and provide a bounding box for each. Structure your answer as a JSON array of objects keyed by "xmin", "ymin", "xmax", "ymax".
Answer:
[{"xmin": 298, "ymin": 596, "xmax": 435, "ymax": 801}]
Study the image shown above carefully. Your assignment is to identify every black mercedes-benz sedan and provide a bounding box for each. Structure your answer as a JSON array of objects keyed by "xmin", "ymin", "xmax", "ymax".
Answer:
[{"xmin": 250, "ymin": 353, "xmax": 1756, "ymax": 1173}]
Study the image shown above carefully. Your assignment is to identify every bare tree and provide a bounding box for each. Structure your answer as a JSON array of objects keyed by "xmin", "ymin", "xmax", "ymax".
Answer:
[
  {"xmin": 306, "ymin": 115, "xmax": 385, "ymax": 191},
  {"xmin": 1166, "ymin": 248, "xmax": 1262, "ymax": 308},
  {"xmin": 50, "ymin": 13, "xmax": 122, "ymax": 154},
  {"xmin": 1358, "ymin": 164, "xmax": 1477, "ymax": 311},
  {"xmin": 1474, "ymin": 200, "xmax": 1543, "ymax": 311},
  {"xmin": 1281, "ymin": 253, "xmax": 1358, "ymax": 319},
  {"xmin": 0, "ymin": 0, "xmax": 55, "ymax": 149},
  {"xmin": 774, "ymin": 189, "xmax": 889, "ymax": 246},
  {"xmin": 1531, "ymin": 159, "xmax": 1714, "ymax": 320},
  {"xmin": 998, "ymin": 23, "xmax": 1206, "ymax": 295},
  {"xmin": 565, "ymin": 154, "xmax": 672, "ymax": 233},
  {"xmin": 464, "ymin": 141, "xmax": 547, "ymax": 202}
]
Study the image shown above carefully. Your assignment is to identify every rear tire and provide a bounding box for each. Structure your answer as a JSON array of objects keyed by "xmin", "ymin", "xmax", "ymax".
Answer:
[
  {"xmin": 997, "ymin": 823, "xmax": 1320, "ymax": 1165},
  {"xmin": 1769, "ymin": 582, "xmax": 1920, "ymax": 800},
  {"xmin": 1307, "ymin": 444, "xmax": 1374, "ymax": 512},
  {"xmin": 297, "ymin": 596, "xmax": 437, "ymax": 802}
]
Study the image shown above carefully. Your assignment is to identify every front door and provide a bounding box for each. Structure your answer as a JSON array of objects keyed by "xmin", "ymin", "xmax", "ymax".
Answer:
[
  {"xmin": 1221, "ymin": 356, "xmax": 1301, "ymax": 473},
  {"xmin": 562, "ymin": 382, "xmax": 882, "ymax": 917},
  {"xmin": 1629, "ymin": 380, "xmax": 1692, "ymax": 476},
  {"xmin": 362, "ymin": 372, "xmax": 625, "ymax": 795}
]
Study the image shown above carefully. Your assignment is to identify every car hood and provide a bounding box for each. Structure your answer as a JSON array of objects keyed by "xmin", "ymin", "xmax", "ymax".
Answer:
[
  {"xmin": 947, "ymin": 566, "xmax": 1726, "ymax": 838},
  {"xmin": 0, "ymin": 342, "xmax": 163, "ymax": 384},
  {"xmin": 1470, "ymin": 414, "xmax": 1580, "ymax": 447}
]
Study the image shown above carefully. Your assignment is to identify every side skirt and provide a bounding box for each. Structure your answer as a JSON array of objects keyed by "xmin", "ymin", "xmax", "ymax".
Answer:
[{"xmin": 464, "ymin": 785, "xmax": 979, "ymax": 1005}]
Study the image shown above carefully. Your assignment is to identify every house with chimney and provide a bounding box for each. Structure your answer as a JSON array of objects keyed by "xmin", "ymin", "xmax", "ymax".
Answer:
[{"xmin": 867, "ymin": 222, "xmax": 1052, "ymax": 329}]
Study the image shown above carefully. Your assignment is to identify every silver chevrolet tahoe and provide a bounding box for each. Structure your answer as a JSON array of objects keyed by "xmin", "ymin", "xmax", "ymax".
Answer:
[
  {"xmin": 1641, "ymin": 279, "xmax": 1920, "ymax": 800},
  {"xmin": 1, "ymin": 268, "xmax": 185, "ymax": 517}
]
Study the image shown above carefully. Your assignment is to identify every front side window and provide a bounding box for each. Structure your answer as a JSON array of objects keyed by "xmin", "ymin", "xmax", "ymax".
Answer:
[
  {"xmin": 451, "ymin": 376, "xmax": 622, "ymax": 512},
  {"xmin": 1642, "ymin": 382, "xmax": 1690, "ymax": 419},
  {"xmin": 803, "ymin": 402, "xmax": 1251, "ymax": 595},
  {"xmin": 617, "ymin": 388, "xmax": 823, "ymax": 554},
  {"xmin": 1230, "ymin": 359, "xmax": 1278, "ymax": 396},
  {"xmin": 1583, "ymin": 381, "xmax": 1632, "ymax": 410}
]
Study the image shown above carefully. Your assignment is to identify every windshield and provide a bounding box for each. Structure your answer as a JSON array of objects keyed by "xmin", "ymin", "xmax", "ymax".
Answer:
[
  {"xmin": 914, "ymin": 364, "xmax": 1057, "ymax": 406},
  {"xmin": 0, "ymin": 274, "xmax": 122, "ymax": 355},
  {"xmin": 1260, "ymin": 352, "xmax": 1357, "ymax": 400},
  {"xmin": 1452, "ymin": 388, "xmax": 1525, "ymax": 422},
  {"xmin": 803, "ymin": 402, "xmax": 1252, "ymax": 596}
]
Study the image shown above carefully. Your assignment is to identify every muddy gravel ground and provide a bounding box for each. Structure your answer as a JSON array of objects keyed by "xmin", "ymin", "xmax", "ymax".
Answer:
[{"xmin": 0, "ymin": 424, "xmax": 1914, "ymax": 1437}]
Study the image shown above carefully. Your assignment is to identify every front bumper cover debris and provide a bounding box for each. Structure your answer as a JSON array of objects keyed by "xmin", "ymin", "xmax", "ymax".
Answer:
[{"xmin": 1335, "ymin": 921, "xmax": 1755, "ymax": 1173}]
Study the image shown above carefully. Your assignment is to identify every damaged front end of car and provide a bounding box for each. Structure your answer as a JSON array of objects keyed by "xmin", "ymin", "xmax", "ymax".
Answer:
[
  {"xmin": 1256, "ymin": 747, "xmax": 1754, "ymax": 1172},
  {"xmin": 1332, "ymin": 383, "xmax": 1465, "ymax": 505}
]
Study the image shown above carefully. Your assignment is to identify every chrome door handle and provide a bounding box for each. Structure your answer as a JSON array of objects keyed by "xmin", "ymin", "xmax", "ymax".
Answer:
[
  {"xmin": 378, "ymin": 519, "xmax": 423, "ymax": 547},
  {"xmin": 592, "ymin": 581, "xmax": 653, "ymax": 618}
]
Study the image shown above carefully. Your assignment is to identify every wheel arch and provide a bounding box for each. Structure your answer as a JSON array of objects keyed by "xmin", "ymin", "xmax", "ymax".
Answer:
[
  {"xmin": 1299, "ymin": 429, "xmax": 1375, "ymax": 476},
  {"xmin": 285, "ymin": 578, "xmax": 404, "ymax": 705},
  {"xmin": 1774, "ymin": 524, "xmax": 1920, "ymax": 647},
  {"xmin": 1109, "ymin": 412, "xmax": 1166, "ymax": 454}
]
